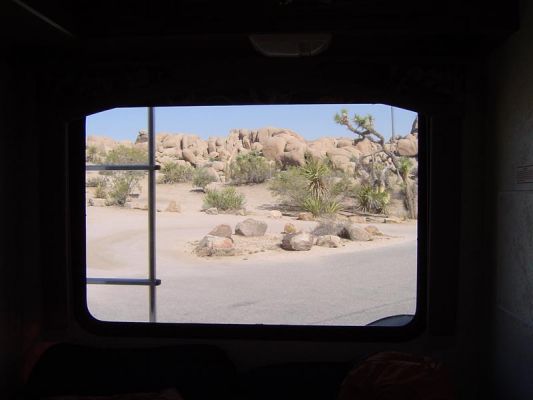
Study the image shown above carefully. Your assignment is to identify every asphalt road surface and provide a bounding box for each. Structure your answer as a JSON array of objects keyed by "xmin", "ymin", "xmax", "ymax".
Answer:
[{"xmin": 87, "ymin": 237, "xmax": 417, "ymax": 326}]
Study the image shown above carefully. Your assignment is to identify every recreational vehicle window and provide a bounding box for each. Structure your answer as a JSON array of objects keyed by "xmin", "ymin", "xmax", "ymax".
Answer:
[{"xmin": 81, "ymin": 104, "xmax": 424, "ymax": 339}]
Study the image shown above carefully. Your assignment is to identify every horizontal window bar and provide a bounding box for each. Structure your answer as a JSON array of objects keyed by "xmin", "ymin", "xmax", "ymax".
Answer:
[
  {"xmin": 86, "ymin": 165, "xmax": 161, "ymax": 171},
  {"xmin": 87, "ymin": 278, "xmax": 162, "ymax": 286}
]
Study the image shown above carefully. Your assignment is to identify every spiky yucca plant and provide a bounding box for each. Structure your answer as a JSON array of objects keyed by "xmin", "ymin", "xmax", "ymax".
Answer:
[{"xmin": 301, "ymin": 159, "xmax": 331, "ymax": 199}]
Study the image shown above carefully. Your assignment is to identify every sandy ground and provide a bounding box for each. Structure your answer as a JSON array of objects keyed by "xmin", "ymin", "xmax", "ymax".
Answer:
[{"xmin": 86, "ymin": 180, "xmax": 418, "ymax": 325}]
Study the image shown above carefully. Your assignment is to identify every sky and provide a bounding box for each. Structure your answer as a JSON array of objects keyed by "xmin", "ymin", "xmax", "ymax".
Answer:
[{"xmin": 86, "ymin": 104, "xmax": 417, "ymax": 142}]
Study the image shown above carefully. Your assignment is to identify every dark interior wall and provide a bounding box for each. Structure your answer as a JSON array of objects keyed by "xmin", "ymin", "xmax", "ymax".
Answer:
[
  {"xmin": 454, "ymin": 61, "xmax": 493, "ymax": 399},
  {"xmin": 1, "ymin": 52, "xmax": 478, "ymax": 400},
  {"xmin": 0, "ymin": 2, "xmax": 520, "ymax": 396},
  {"xmin": 0, "ymin": 60, "xmax": 44, "ymax": 397},
  {"xmin": 0, "ymin": 59, "xmax": 19, "ymax": 400},
  {"xmin": 488, "ymin": 2, "xmax": 533, "ymax": 399},
  {"xmin": 59, "ymin": 65, "xmax": 466, "ymax": 393}
]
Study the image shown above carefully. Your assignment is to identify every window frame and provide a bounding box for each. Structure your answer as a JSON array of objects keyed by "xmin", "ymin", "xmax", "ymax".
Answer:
[
  {"xmin": 70, "ymin": 107, "xmax": 428, "ymax": 342},
  {"xmin": 85, "ymin": 107, "xmax": 159, "ymax": 323}
]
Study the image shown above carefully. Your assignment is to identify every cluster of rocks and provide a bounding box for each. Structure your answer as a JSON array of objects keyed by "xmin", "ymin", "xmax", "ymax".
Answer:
[
  {"xmin": 195, "ymin": 219, "xmax": 268, "ymax": 256},
  {"xmin": 87, "ymin": 124, "xmax": 418, "ymax": 181},
  {"xmin": 87, "ymin": 198, "xmax": 182, "ymax": 213},
  {"xmin": 280, "ymin": 221, "xmax": 382, "ymax": 251},
  {"xmin": 195, "ymin": 218, "xmax": 383, "ymax": 257},
  {"xmin": 203, "ymin": 206, "xmax": 246, "ymax": 216}
]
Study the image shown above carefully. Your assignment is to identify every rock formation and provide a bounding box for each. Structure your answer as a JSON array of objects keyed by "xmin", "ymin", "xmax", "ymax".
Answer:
[{"xmin": 86, "ymin": 126, "xmax": 418, "ymax": 180}]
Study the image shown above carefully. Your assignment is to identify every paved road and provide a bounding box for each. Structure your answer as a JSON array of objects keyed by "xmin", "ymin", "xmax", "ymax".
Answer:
[{"xmin": 87, "ymin": 236, "xmax": 417, "ymax": 326}]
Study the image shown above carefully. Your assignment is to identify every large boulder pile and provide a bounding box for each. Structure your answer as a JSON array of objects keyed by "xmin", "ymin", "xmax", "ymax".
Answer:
[
  {"xmin": 150, "ymin": 126, "xmax": 418, "ymax": 174},
  {"xmin": 87, "ymin": 125, "xmax": 418, "ymax": 183}
]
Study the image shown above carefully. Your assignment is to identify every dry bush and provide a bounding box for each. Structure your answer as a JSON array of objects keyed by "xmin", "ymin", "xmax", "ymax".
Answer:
[{"xmin": 203, "ymin": 187, "xmax": 246, "ymax": 211}]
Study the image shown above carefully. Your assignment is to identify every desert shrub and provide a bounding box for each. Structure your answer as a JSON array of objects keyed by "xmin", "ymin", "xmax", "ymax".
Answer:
[
  {"xmin": 159, "ymin": 162, "xmax": 193, "ymax": 184},
  {"xmin": 301, "ymin": 196, "xmax": 323, "ymax": 217},
  {"xmin": 301, "ymin": 159, "xmax": 331, "ymax": 198},
  {"xmin": 97, "ymin": 145, "xmax": 147, "ymax": 206},
  {"xmin": 322, "ymin": 154, "xmax": 335, "ymax": 170},
  {"xmin": 192, "ymin": 167, "xmax": 218, "ymax": 190},
  {"xmin": 107, "ymin": 173, "xmax": 141, "ymax": 206},
  {"xmin": 203, "ymin": 187, "xmax": 245, "ymax": 211},
  {"xmin": 270, "ymin": 161, "xmax": 347, "ymax": 216},
  {"xmin": 104, "ymin": 145, "xmax": 147, "ymax": 165},
  {"xmin": 330, "ymin": 175, "xmax": 357, "ymax": 198},
  {"xmin": 302, "ymin": 196, "xmax": 343, "ymax": 217},
  {"xmin": 268, "ymin": 167, "xmax": 309, "ymax": 208},
  {"xmin": 94, "ymin": 178, "xmax": 108, "ymax": 199},
  {"xmin": 86, "ymin": 145, "xmax": 104, "ymax": 163},
  {"xmin": 86, "ymin": 175, "xmax": 107, "ymax": 188},
  {"xmin": 86, "ymin": 175, "xmax": 108, "ymax": 198},
  {"xmin": 229, "ymin": 152, "xmax": 273, "ymax": 184},
  {"xmin": 355, "ymin": 185, "xmax": 390, "ymax": 214},
  {"xmin": 398, "ymin": 156, "xmax": 414, "ymax": 179},
  {"xmin": 320, "ymin": 197, "xmax": 344, "ymax": 215}
]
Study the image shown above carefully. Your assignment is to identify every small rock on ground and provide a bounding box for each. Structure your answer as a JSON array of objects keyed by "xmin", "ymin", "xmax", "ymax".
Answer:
[
  {"xmin": 364, "ymin": 225, "xmax": 383, "ymax": 236},
  {"xmin": 235, "ymin": 218, "xmax": 268, "ymax": 237},
  {"xmin": 348, "ymin": 215, "xmax": 366, "ymax": 223},
  {"xmin": 297, "ymin": 212, "xmax": 314, "ymax": 221},
  {"xmin": 281, "ymin": 232, "xmax": 314, "ymax": 251},
  {"xmin": 345, "ymin": 224, "xmax": 372, "ymax": 241},
  {"xmin": 269, "ymin": 210, "xmax": 282, "ymax": 218},
  {"xmin": 208, "ymin": 224, "xmax": 233, "ymax": 238},
  {"xmin": 165, "ymin": 200, "xmax": 181, "ymax": 213},
  {"xmin": 385, "ymin": 216, "xmax": 403, "ymax": 223},
  {"xmin": 316, "ymin": 235, "xmax": 342, "ymax": 248},
  {"xmin": 88, "ymin": 198, "xmax": 107, "ymax": 207},
  {"xmin": 195, "ymin": 235, "xmax": 235, "ymax": 257},
  {"xmin": 283, "ymin": 223, "xmax": 298, "ymax": 234}
]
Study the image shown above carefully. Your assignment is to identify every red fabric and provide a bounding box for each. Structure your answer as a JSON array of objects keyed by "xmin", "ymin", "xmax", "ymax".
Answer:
[{"xmin": 338, "ymin": 352, "xmax": 454, "ymax": 400}]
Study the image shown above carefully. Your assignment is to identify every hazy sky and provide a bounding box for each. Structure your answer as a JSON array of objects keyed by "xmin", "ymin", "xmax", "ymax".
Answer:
[{"xmin": 86, "ymin": 104, "xmax": 417, "ymax": 141}]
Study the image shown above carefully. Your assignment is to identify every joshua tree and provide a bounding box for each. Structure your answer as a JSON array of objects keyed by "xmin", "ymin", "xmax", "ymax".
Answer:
[{"xmin": 334, "ymin": 110, "xmax": 417, "ymax": 219}]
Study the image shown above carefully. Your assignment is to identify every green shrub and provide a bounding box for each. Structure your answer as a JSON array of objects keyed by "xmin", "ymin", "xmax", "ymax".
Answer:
[
  {"xmin": 86, "ymin": 175, "xmax": 107, "ymax": 188},
  {"xmin": 355, "ymin": 185, "xmax": 389, "ymax": 214},
  {"xmin": 268, "ymin": 167, "xmax": 309, "ymax": 208},
  {"xmin": 229, "ymin": 152, "xmax": 273, "ymax": 184},
  {"xmin": 398, "ymin": 156, "xmax": 414, "ymax": 180},
  {"xmin": 301, "ymin": 196, "xmax": 323, "ymax": 217},
  {"xmin": 320, "ymin": 197, "xmax": 344, "ymax": 215},
  {"xmin": 270, "ymin": 160, "xmax": 351, "ymax": 216},
  {"xmin": 86, "ymin": 145, "xmax": 104, "ymax": 163},
  {"xmin": 302, "ymin": 195, "xmax": 343, "ymax": 217},
  {"xmin": 96, "ymin": 145, "xmax": 147, "ymax": 206},
  {"xmin": 301, "ymin": 159, "xmax": 331, "ymax": 198},
  {"xmin": 104, "ymin": 145, "xmax": 147, "ymax": 165},
  {"xmin": 94, "ymin": 178, "xmax": 108, "ymax": 199},
  {"xmin": 107, "ymin": 173, "xmax": 141, "ymax": 206},
  {"xmin": 330, "ymin": 175, "xmax": 357, "ymax": 198},
  {"xmin": 203, "ymin": 187, "xmax": 245, "ymax": 211},
  {"xmin": 193, "ymin": 167, "xmax": 218, "ymax": 190},
  {"xmin": 159, "ymin": 162, "xmax": 193, "ymax": 184},
  {"xmin": 269, "ymin": 163, "xmax": 348, "ymax": 216}
]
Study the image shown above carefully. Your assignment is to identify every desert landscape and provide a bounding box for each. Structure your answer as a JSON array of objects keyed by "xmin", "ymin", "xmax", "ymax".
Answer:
[{"xmin": 85, "ymin": 111, "xmax": 419, "ymax": 325}]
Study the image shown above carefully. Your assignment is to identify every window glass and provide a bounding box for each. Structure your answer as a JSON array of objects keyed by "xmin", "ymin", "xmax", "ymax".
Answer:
[{"xmin": 85, "ymin": 104, "xmax": 419, "ymax": 327}]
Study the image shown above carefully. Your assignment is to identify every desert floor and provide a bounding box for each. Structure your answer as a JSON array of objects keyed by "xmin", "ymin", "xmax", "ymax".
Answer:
[{"xmin": 86, "ymin": 181, "xmax": 418, "ymax": 326}]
